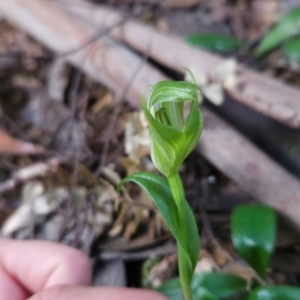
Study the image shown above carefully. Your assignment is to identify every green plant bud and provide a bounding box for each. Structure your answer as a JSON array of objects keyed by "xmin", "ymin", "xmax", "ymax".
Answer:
[{"xmin": 142, "ymin": 80, "xmax": 203, "ymax": 177}]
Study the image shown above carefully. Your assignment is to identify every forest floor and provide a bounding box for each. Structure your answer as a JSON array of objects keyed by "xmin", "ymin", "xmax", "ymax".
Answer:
[{"xmin": 1, "ymin": 0, "xmax": 300, "ymax": 295}]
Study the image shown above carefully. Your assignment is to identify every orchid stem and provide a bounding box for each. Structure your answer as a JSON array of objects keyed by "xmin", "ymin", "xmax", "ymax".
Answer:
[
  {"xmin": 168, "ymin": 172, "xmax": 193, "ymax": 300},
  {"xmin": 168, "ymin": 173, "xmax": 186, "ymax": 243}
]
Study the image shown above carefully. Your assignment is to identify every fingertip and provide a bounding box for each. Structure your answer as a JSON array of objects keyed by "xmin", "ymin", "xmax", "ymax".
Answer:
[
  {"xmin": 28, "ymin": 286, "xmax": 170, "ymax": 300},
  {"xmin": 44, "ymin": 246, "xmax": 92, "ymax": 287},
  {"xmin": 0, "ymin": 265, "xmax": 28, "ymax": 300},
  {"xmin": 0, "ymin": 239, "xmax": 92, "ymax": 292},
  {"xmin": 27, "ymin": 285, "xmax": 70, "ymax": 300}
]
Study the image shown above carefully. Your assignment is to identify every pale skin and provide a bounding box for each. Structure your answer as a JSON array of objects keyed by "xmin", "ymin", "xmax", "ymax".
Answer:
[{"xmin": 0, "ymin": 239, "xmax": 168, "ymax": 300}]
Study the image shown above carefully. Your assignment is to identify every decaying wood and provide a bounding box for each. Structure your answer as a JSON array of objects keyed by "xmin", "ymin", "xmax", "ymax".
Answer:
[
  {"xmin": 0, "ymin": 0, "xmax": 165, "ymax": 103},
  {"xmin": 1, "ymin": 0, "xmax": 300, "ymax": 230},
  {"xmin": 60, "ymin": 1, "xmax": 300, "ymax": 128},
  {"xmin": 199, "ymin": 109, "xmax": 300, "ymax": 229}
]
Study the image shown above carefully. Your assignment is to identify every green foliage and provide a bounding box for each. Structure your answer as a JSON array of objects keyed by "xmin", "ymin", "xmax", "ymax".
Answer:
[
  {"xmin": 187, "ymin": 33, "xmax": 242, "ymax": 52},
  {"xmin": 118, "ymin": 173, "xmax": 179, "ymax": 237},
  {"xmin": 118, "ymin": 172, "xmax": 199, "ymax": 300},
  {"xmin": 157, "ymin": 279, "xmax": 218, "ymax": 300},
  {"xmin": 193, "ymin": 288, "xmax": 218, "ymax": 300},
  {"xmin": 192, "ymin": 272, "xmax": 247, "ymax": 298},
  {"xmin": 258, "ymin": 7, "xmax": 300, "ymax": 56},
  {"xmin": 157, "ymin": 277, "xmax": 183, "ymax": 300},
  {"xmin": 119, "ymin": 78, "xmax": 203, "ymax": 300},
  {"xmin": 283, "ymin": 38, "xmax": 300, "ymax": 60},
  {"xmin": 117, "ymin": 172, "xmax": 199, "ymax": 271},
  {"xmin": 248, "ymin": 286, "xmax": 300, "ymax": 300},
  {"xmin": 118, "ymin": 78, "xmax": 300, "ymax": 300},
  {"xmin": 155, "ymin": 200, "xmax": 300, "ymax": 300},
  {"xmin": 157, "ymin": 271, "xmax": 246, "ymax": 300},
  {"xmin": 231, "ymin": 204, "xmax": 276, "ymax": 278}
]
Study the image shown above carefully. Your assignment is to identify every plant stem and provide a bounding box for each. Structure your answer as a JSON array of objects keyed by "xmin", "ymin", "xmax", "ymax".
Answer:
[
  {"xmin": 168, "ymin": 173, "xmax": 186, "ymax": 243},
  {"xmin": 168, "ymin": 172, "xmax": 193, "ymax": 300}
]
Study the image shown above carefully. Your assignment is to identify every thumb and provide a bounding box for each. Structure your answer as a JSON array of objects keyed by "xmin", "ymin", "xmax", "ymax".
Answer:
[{"xmin": 28, "ymin": 286, "xmax": 169, "ymax": 300}]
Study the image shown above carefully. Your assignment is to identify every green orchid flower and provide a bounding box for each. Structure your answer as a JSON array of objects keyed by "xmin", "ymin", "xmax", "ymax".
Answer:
[{"xmin": 142, "ymin": 80, "xmax": 203, "ymax": 177}]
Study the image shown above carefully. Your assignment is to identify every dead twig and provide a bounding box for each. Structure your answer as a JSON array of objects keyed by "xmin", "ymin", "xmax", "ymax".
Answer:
[{"xmin": 99, "ymin": 241, "xmax": 177, "ymax": 261}]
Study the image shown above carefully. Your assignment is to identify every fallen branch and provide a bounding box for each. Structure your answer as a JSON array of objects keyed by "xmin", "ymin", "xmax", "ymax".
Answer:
[
  {"xmin": 60, "ymin": 0, "xmax": 300, "ymax": 129},
  {"xmin": 199, "ymin": 109, "xmax": 300, "ymax": 229},
  {"xmin": 1, "ymin": 0, "xmax": 300, "ymax": 230},
  {"xmin": 99, "ymin": 241, "xmax": 176, "ymax": 261},
  {"xmin": 0, "ymin": 0, "xmax": 165, "ymax": 103}
]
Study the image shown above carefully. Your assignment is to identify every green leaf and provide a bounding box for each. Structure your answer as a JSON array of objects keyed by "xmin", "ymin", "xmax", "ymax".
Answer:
[
  {"xmin": 231, "ymin": 205, "xmax": 276, "ymax": 278},
  {"xmin": 248, "ymin": 285, "xmax": 300, "ymax": 300},
  {"xmin": 118, "ymin": 172, "xmax": 200, "ymax": 299},
  {"xmin": 156, "ymin": 278, "xmax": 183, "ymax": 300},
  {"xmin": 157, "ymin": 272, "xmax": 245, "ymax": 300},
  {"xmin": 156, "ymin": 279, "xmax": 218, "ymax": 300},
  {"xmin": 193, "ymin": 287, "xmax": 218, "ymax": 300},
  {"xmin": 118, "ymin": 172, "xmax": 179, "ymax": 235},
  {"xmin": 187, "ymin": 33, "xmax": 242, "ymax": 52},
  {"xmin": 258, "ymin": 7, "xmax": 300, "ymax": 56},
  {"xmin": 192, "ymin": 272, "xmax": 247, "ymax": 298},
  {"xmin": 283, "ymin": 38, "xmax": 300, "ymax": 60}
]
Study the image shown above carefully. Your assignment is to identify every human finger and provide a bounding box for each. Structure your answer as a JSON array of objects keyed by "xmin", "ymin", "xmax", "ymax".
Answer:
[
  {"xmin": 0, "ymin": 264, "xmax": 29, "ymax": 300},
  {"xmin": 28, "ymin": 285, "xmax": 170, "ymax": 300},
  {"xmin": 0, "ymin": 239, "xmax": 92, "ymax": 298}
]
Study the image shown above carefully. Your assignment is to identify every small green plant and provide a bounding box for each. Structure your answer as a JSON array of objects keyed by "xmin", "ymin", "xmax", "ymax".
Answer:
[
  {"xmin": 157, "ymin": 204, "xmax": 300, "ymax": 300},
  {"xmin": 118, "ymin": 75, "xmax": 203, "ymax": 300},
  {"xmin": 187, "ymin": 33, "xmax": 242, "ymax": 53},
  {"xmin": 258, "ymin": 7, "xmax": 300, "ymax": 62}
]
